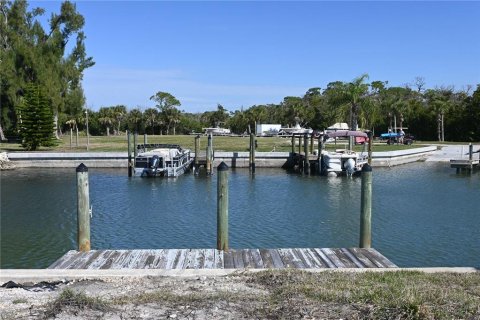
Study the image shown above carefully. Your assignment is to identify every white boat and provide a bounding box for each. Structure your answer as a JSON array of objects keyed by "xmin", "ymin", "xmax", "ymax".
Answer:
[
  {"xmin": 133, "ymin": 144, "xmax": 193, "ymax": 177},
  {"xmin": 279, "ymin": 122, "xmax": 313, "ymax": 135},
  {"xmin": 320, "ymin": 130, "xmax": 369, "ymax": 177},
  {"xmin": 203, "ymin": 127, "xmax": 231, "ymax": 136}
]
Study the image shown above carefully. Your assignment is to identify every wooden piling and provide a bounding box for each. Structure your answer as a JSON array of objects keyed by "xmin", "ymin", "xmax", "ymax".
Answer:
[
  {"xmin": 250, "ymin": 133, "xmax": 256, "ymax": 173},
  {"xmin": 76, "ymin": 163, "xmax": 90, "ymax": 252},
  {"xmin": 133, "ymin": 132, "xmax": 138, "ymax": 169},
  {"xmin": 359, "ymin": 163, "xmax": 372, "ymax": 248},
  {"xmin": 298, "ymin": 135, "xmax": 302, "ymax": 154},
  {"xmin": 304, "ymin": 133, "xmax": 309, "ymax": 174},
  {"xmin": 291, "ymin": 135, "xmax": 295, "ymax": 153},
  {"xmin": 217, "ymin": 162, "xmax": 229, "ymax": 251},
  {"xmin": 310, "ymin": 134, "xmax": 314, "ymax": 154},
  {"xmin": 206, "ymin": 133, "xmax": 213, "ymax": 175},
  {"xmin": 367, "ymin": 131, "xmax": 373, "ymax": 165},
  {"xmin": 144, "ymin": 134, "xmax": 147, "ymax": 151},
  {"xmin": 469, "ymin": 143, "xmax": 473, "ymax": 161},
  {"xmin": 249, "ymin": 134, "xmax": 253, "ymax": 168},
  {"xmin": 194, "ymin": 135, "xmax": 200, "ymax": 171},
  {"xmin": 127, "ymin": 131, "xmax": 132, "ymax": 177}
]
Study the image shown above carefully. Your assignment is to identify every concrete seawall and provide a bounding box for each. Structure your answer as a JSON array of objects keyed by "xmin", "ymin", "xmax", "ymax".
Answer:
[{"xmin": 6, "ymin": 146, "xmax": 438, "ymax": 168}]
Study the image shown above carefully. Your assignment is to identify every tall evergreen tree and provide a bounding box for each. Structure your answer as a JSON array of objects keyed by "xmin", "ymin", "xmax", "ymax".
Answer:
[
  {"xmin": 18, "ymin": 84, "xmax": 56, "ymax": 150},
  {"xmin": 0, "ymin": 0, "xmax": 94, "ymax": 138}
]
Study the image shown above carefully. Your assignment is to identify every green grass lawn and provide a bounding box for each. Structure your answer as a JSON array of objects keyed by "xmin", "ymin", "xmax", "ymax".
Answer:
[{"xmin": 1, "ymin": 134, "xmax": 437, "ymax": 153}]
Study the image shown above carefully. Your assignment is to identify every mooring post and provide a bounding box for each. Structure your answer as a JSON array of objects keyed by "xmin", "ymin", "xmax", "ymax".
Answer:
[
  {"xmin": 318, "ymin": 135, "xmax": 324, "ymax": 173},
  {"xmin": 133, "ymin": 132, "xmax": 138, "ymax": 170},
  {"xmin": 217, "ymin": 162, "xmax": 229, "ymax": 251},
  {"xmin": 359, "ymin": 163, "xmax": 373, "ymax": 248},
  {"xmin": 298, "ymin": 135, "xmax": 302, "ymax": 154},
  {"xmin": 127, "ymin": 131, "xmax": 132, "ymax": 177},
  {"xmin": 469, "ymin": 143, "xmax": 473, "ymax": 161},
  {"xmin": 194, "ymin": 134, "xmax": 200, "ymax": 172},
  {"xmin": 133, "ymin": 133, "xmax": 138, "ymax": 158},
  {"xmin": 250, "ymin": 133, "xmax": 256, "ymax": 173},
  {"xmin": 310, "ymin": 134, "xmax": 314, "ymax": 154},
  {"xmin": 291, "ymin": 135, "xmax": 295, "ymax": 153},
  {"xmin": 206, "ymin": 133, "xmax": 213, "ymax": 175},
  {"xmin": 144, "ymin": 134, "xmax": 147, "ymax": 152},
  {"xmin": 304, "ymin": 133, "xmax": 309, "ymax": 174},
  {"xmin": 367, "ymin": 131, "xmax": 373, "ymax": 165},
  {"xmin": 76, "ymin": 163, "xmax": 90, "ymax": 252},
  {"xmin": 248, "ymin": 133, "xmax": 253, "ymax": 171}
]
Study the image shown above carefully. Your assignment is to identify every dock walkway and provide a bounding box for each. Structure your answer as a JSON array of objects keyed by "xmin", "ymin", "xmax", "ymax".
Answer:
[
  {"xmin": 48, "ymin": 248, "xmax": 397, "ymax": 270},
  {"xmin": 450, "ymin": 159, "xmax": 479, "ymax": 171}
]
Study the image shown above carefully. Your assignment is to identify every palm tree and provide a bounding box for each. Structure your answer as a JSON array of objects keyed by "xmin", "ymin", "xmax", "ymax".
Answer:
[
  {"xmin": 98, "ymin": 107, "xmax": 114, "ymax": 136},
  {"xmin": 425, "ymin": 87, "xmax": 454, "ymax": 141},
  {"xmin": 65, "ymin": 119, "xmax": 77, "ymax": 147},
  {"xmin": 128, "ymin": 108, "xmax": 143, "ymax": 133},
  {"xmin": 112, "ymin": 105, "xmax": 127, "ymax": 135},
  {"xmin": 344, "ymin": 74, "xmax": 370, "ymax": 131},
  {"xmin": 144, "ymin": 108, "xmax": 159, "ymax": 135}
]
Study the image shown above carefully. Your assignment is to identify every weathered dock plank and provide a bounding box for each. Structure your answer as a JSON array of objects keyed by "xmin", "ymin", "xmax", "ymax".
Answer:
[{"xmin": 49, "ymin": 248, "xmax": 397, "ymax": 270}]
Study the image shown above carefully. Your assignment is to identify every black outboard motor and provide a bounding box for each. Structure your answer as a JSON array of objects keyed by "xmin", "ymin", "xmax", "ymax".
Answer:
[{"xmin": 149, "ymin": 155, "xmax": 160, "ymax": 169}]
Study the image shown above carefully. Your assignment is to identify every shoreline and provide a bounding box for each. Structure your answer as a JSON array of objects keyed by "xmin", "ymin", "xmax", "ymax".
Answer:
[
  {"xmin": 1, "ymin": 269, "xmax": 479, "ymax": 319},
  {"xmin": 3, "ymin": 146, "xmax": 441, "ymax": 168}
]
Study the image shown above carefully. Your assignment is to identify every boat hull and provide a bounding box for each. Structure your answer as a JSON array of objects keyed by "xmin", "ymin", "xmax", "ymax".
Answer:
[
  {"xmin": 133, "ymin": 145, "xmax": 193, "ymax": 178},
  {"xmin": 321, "ymin": 151, "xmax": 367, "ymax": 176}
]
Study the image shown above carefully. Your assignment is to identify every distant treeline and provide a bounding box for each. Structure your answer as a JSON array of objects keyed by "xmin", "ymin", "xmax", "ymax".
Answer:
[
  {"xmin": 34, "ymin": 77, "xmax": 480, "ymax": 142},
  {"xmin": 1, "ymin": 1, "xmax": 479, "ymax": 144}
]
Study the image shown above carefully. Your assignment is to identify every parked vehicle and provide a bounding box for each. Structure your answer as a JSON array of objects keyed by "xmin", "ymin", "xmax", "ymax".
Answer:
[{"xmin": 380, "ymin": 131, "xmax": 414, "ymax": 145}]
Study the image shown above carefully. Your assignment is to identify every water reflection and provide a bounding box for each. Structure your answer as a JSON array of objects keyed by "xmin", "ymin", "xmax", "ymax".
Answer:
[{"xmin": 1, "ymin": 163, "xmax": 479, "ymax": 269}]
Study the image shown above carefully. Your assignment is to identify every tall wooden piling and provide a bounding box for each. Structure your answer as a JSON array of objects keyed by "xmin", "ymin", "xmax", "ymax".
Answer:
[
  {"xmin": 206, "ymin": 133, "xmax": 213, "ymax": 175},
  {"xmin": 469, "ymin": 143, "xmax": 473, "ymax": 161},
  {"xmin": 359, "ymin": 163, "xmax": 372, "ymax": 248},
  {"xmin": 248, "ymin": 133, "xmax": 253, "ymax": 170},
  {"xmin": 310, "ymin": 134, "xmax": 314, "ymax": 154},
  {"xmin": 304, "ymin": 133, "xmax": 309, "ymax": 174},
  {"xmin": 298, "ymin": 135, "xmax": 302, "ymax": 154},
  {"xmin": 318, "ymin": 135, "xmax": 324, "ymax": 173},
  {"xmin": 291, "ymin": 135, "xmax": 295, "ymax": 153},
  {"xmin": 144, "ymin": 134, "xmax": 147, "ymax": 151},
  {"xmin": 194, "ymin": 135, "xmax": 200, "ymax": 171},
  {"xmin": 250, "ymin": 133, "xmax": 256, "ymax": 173},
  {"xmin": 367, "ymin": 131, "xmax": 373, "ymax": 165},
  {"xmin": 127, "ymin": 131, "xmax": 132, "ymax": 177},
  {"xmin": 133, "ymin": 133, "xmax": 138, "ymax": 161},
  {"xmin": 76, "ymin": 163, "xmax": 90, "ymax": 252},
  {"xmin": 217, "ymin": 162, "xmax": 229, "ymax": 251}
]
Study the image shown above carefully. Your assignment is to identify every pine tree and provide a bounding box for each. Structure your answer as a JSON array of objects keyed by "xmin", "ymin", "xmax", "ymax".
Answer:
[{"xmin": 19, "ymin": 84, "xmax": 57, "ymax": 151}]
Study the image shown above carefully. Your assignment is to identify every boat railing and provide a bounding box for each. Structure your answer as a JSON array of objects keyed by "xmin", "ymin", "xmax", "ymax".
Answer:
[{"xmin": 136, "ymin": 144, "xmax": 182, "ymax": 153}]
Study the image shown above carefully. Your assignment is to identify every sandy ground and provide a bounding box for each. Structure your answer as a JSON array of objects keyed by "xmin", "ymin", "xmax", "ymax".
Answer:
[
  {"xmin": 1, "ymin": 274, "xmax": 258, "ymax": 319},
  {"xmin": 1, "ymin": 273, "xmax": 364, "ymax": 320}
]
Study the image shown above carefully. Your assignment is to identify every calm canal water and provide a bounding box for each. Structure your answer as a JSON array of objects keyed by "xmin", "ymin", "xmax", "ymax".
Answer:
[{"xmin": 1, "ymin": 163, "xmax": 479, "ymax": 269}]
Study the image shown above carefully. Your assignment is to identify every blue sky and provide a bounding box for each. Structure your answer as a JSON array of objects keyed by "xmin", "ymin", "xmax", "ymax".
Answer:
[{"xmin": 31, "ymin": 1, "xmax": 480, "ymax": 113}]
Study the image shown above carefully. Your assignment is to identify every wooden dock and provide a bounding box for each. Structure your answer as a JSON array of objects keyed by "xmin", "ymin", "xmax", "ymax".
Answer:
[
  {"xmin": 48, "ymin": 248, "xmax": 397, "ymax": 270},
  {"xmin": 450, "ymin": 159, "xmax": 479, "ymax": 171}
]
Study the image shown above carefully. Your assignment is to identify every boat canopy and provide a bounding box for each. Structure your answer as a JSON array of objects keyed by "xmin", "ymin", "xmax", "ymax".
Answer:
[{"xmin": 326, "ymin": 130, "xmax": 368, "ymax": 138}]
